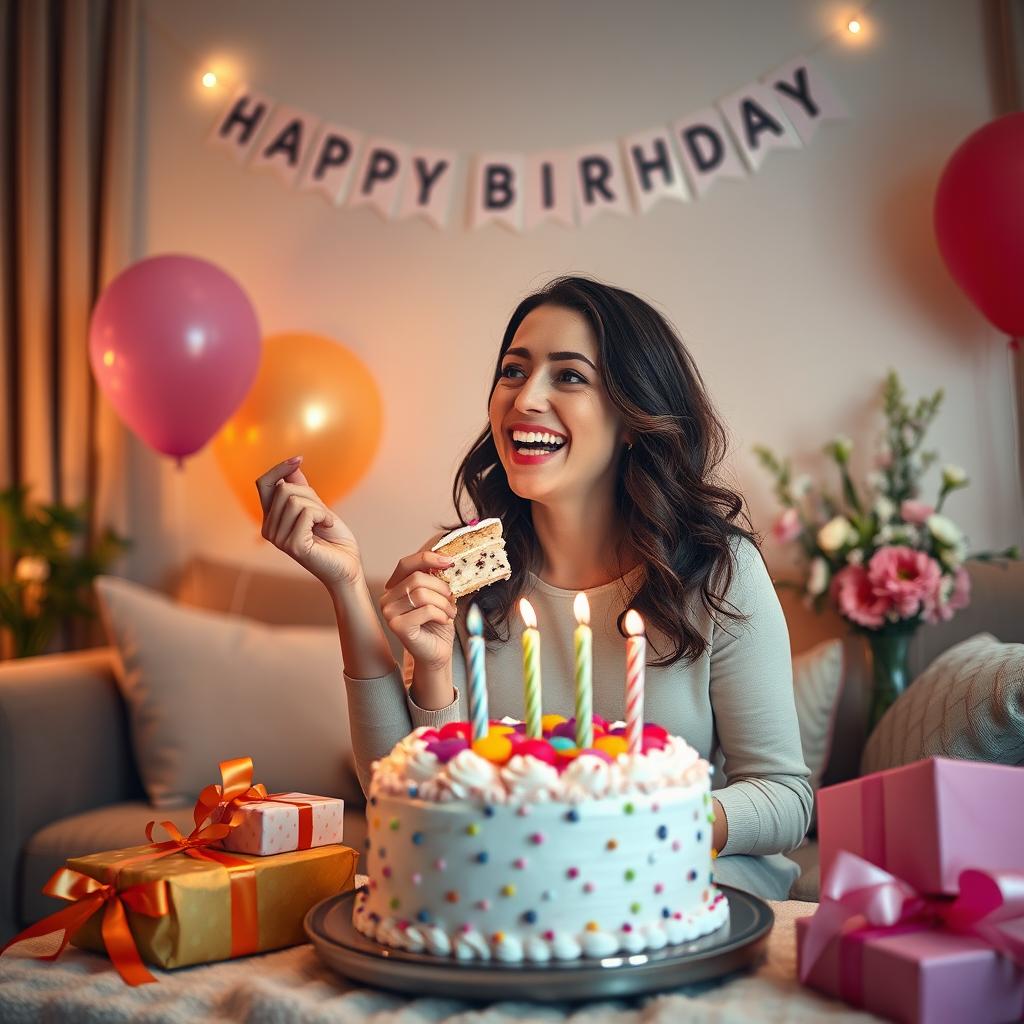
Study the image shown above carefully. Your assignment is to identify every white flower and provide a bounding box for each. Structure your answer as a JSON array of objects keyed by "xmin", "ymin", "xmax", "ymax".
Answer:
[
  {"xmin": 807, "ymin": 557, "xmax": 830, "ymax": 596},
  {"xmin": 14, "ymin": 556, "xmax": 50, "ymax": 583},
  {"xmin": 817, "ymin": 516, "xmax": 855, "ymax": 553},
  {"xmin": 873, "ymin": 496, "xmax": 895, "ymax": 523},
  {"xmin": 846, "ymin": 548, "xmax": 865, "ymax": 566},
  {"xmin": 791, "ymin": 474, "xmax": 812, "ymax": 498},
  {"xmin": 941, "ymin": 465, "xmax": 968, "ymax": 488},
  {"xmin": 927, "ymin": 514, "xmax": 963, "ymax": 547},
  {"xmin": 939, "ymin": 539, "xmax": 968, "ymax": 569},
  {"xmin": 866, "ymin": 470, "xmax": 887, "ymax": 493}
]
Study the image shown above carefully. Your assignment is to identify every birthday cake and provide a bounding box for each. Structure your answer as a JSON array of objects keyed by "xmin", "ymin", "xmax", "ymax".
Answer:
[{"xmin": 353, "ymin": 716, "xmax": 729, "ymax": 961}]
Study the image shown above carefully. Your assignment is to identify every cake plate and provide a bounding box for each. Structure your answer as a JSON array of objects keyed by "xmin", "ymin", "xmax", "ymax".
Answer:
[{"xmin": 305, "ymin": 885, "xmax": 773, "ymax": 1002}]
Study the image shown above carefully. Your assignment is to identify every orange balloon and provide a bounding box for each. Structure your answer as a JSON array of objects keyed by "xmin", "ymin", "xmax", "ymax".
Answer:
[{"xmin": 214, "ymin": 332, "xmax": 382, "ymax": 521}]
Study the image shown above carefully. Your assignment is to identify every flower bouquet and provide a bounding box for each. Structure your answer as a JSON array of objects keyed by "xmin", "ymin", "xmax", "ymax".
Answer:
[{"xmin": 754, "ymin": 370, "xmax": 1019, "ymax": 730}]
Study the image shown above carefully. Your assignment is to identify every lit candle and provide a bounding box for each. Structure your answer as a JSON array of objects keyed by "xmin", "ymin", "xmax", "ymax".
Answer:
[
  {"xmin": 466, "ymin": 603, "xmax": 488, "ymax": 742},
  {"xmin": 624, "ymin": 609, "xmax": 646, "ymax": 755},
  {"xmin": 574, "ymin": 592, "xmax": 593, "ymax": 749},
  {"xmin": 519, "ymin": 598, "xmax": 542, "ymax": 739}
]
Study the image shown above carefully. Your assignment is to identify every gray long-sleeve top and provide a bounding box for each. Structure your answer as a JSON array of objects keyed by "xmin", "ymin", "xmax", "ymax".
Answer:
[{"xmin": 343, "ymin": 535, "xmax": 812, "ymax": 859}]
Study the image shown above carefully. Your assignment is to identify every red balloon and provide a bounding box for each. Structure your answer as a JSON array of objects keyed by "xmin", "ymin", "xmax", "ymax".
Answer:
[
  {"xmin": 934, "ymin": 112, "xmax": 1024, "ymax": 337},
  {"xmin": 89, "ymin": 255, "xmax": 261, "ymax": 461}
]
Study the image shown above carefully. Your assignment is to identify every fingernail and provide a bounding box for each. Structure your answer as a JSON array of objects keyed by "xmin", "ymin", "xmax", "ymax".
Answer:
[{"xmin": 287, "ymin": 455, "xmax": 302, "ymax": 464}]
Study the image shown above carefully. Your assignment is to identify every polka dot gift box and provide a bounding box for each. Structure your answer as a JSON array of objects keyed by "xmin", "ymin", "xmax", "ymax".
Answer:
[{"xmin": 217, "ymin": 792, "xmax": 345, "ymax": 856}]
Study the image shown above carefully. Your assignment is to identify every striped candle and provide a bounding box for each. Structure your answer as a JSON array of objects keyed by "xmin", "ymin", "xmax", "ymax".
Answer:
[
  {"xmin": 519, "ymin": 598, "xmax": 542, "ymax": 739},
  {"xmin": 573, "ymin": 592, "xmax": 593, "ymax": 749},
  {"xmin": 466, "ymin": 603, "xmax": 488, "ymax": 742},
  {"xmin": 624, "ymin": 609, "xmax": 646, "ymax": 755}
]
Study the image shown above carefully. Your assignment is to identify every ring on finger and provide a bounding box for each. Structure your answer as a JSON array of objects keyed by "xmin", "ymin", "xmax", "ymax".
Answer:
[{"xmin": 405, "ymin": 586, "xmax": 416, "ymax": 610}]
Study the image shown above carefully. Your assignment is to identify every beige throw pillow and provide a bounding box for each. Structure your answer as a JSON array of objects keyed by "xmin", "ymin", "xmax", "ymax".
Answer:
[
  {"xmin": 94, "ymin": 575, "xmax": 361, "ymax": 809},
  {"xmin": 712, "ymin": 638, "xmax": 843, "ymax": 793},
  {"xmin": 792, "ymin": 638, "xmax": 844, "ymax": 790},
  {"xmin": 862, "ymin": 633, "xmax": 1024, "ymax": 775}
]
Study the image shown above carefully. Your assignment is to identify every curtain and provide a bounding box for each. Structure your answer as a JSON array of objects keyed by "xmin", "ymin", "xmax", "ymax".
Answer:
[
  {"xmin": 0, "ymin": 0, "xmax": 138, "ymax": 657},
  {"xmin": 984, "ymin": 0, "xmax": 1024, "ymax": 522}
]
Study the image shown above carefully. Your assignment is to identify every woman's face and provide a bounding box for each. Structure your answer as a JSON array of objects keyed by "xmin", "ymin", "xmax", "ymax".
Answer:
[{"xmin": 488, "ymin": 304, "xmax": 628, "ymax": 505}]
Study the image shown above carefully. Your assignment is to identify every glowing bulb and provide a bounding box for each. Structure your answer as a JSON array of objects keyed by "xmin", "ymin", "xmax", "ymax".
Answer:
[
  {"xmin": 303, "ymin": 404, "xmax": 327, "ymax": 431},
  {"xmin": 102, "ymin": 350, "xmax": 115, "ymax": 367},
  {"xmin": 847, "ymin": 18, "xmax": 861, "ymax": 34},
  {"xmin": 201, "ymin": 71, "xmax": 218, "ymax": 88}
]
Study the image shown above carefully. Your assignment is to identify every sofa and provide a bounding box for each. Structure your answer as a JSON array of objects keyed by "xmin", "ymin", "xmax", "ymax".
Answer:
[{"xmin": 1, "ymin": 555, "xmax": 1021, "ymax": 942}]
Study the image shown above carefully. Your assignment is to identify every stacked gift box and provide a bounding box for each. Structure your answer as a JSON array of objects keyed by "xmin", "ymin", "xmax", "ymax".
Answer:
[
  {"xmin": 1, "ymin": 757, "xmax": 357, "ymax": 984},
  {"xmin": 798, "ymin": 757, "xmax": 1024, "ymax": 1024}
]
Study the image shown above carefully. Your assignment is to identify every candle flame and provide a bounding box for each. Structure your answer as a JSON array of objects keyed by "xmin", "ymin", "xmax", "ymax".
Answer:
[
  {"xmin": 519, "ymin": 597, "xmax": 537, "ymax": 630},
  {"xmin": 467, "ymin": 602, "xmax": 483, "ymax": 636},
  {"xmin": 573, "ymin": 591, "xmax": 590, "ymax": 626},
  {"xmin": 624, "ymin": 609, "xmax": 645, "ymax": 637}
]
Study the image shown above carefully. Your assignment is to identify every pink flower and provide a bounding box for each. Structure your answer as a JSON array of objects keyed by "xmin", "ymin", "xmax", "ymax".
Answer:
[
  {"xmin": 772, "ymin": 508, "xmax": 802, "ymax": 544},
  {"xmin": 922, "ymin": 565, "xmax": 972, "ymax": 624},
  {"xmin": 899, "ymin": 499, "xmax": 934, "ymax": 525},
  {"xmin": 831, "ymin": 564, "xmax": 893, "ymax": 628},
  {"xmin": 867, "ymin": 546, "xmax": 943, "ymax": 619}
]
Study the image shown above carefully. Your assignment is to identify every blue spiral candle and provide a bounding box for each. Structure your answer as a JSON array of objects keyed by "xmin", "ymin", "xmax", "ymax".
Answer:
[{"xmin": 467, "ymin": 603, "xmax": 488, "ymax": 742}]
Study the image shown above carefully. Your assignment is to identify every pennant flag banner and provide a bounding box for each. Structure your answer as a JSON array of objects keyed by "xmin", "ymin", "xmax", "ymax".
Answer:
[{"xmin": 206, "ymin": 55, "xmax": 847, "ymax": 232}]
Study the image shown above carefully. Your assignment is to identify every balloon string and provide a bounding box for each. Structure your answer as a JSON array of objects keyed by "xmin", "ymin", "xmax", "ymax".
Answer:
[
  {"xmin": 1011, "ymin": 339, "xmax": 1024, "ymax": 531},
  {"xmin": 171, "ymin": 461, "xmax": 187, "ymax": 582}
]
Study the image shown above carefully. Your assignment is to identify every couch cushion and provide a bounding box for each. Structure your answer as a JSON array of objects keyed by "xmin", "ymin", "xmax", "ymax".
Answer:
[
  {"xmin": 94, "ymin": 575, "xmax": 364, "ymax": 811},
  {"xmin": 21, "ymin": 802, "xmax": 367, "ymax": 928},
  {"xmin": 861, "ymin": 632, "xmax": 1024, "ymax": 774}
]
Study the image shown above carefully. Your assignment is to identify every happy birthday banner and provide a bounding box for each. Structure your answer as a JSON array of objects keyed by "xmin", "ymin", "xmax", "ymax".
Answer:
[{"xmin": 206, "ymin": 55, "xmax": 847, "ymax": 231}]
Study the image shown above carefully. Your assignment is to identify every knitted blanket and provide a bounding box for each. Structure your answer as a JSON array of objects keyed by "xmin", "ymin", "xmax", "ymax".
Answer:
[{"xmin": 0, "ymin": 900, "xmax": 880, "ymax": 1023}]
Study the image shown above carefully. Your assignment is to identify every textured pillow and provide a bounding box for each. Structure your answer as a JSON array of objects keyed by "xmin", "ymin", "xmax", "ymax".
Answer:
[
  {"xmin": 711, "ymin": 638, "xmax": 843, "ymax": 793},
  {"xmin": 862, "ymin": 632, "xmax": 1024, "ymax": 775},
  {"xmin": 791, "ymin": 638, "xmax": 844, "ymax": 791},
  {"xmin": 94, "ymin": 575, "xmax": 361, "ymax": 809}
]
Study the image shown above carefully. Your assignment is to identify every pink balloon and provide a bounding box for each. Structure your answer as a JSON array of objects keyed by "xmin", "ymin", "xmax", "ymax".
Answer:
[{"xmin": 89, "ymin": 255, "xmax": 261, "ymax": 460}]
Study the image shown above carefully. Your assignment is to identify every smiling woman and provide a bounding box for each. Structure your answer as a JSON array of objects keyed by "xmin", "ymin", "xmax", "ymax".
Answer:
[{"xmin": 256, "ymin": 275, "xmax": 813, "ymax": 903}]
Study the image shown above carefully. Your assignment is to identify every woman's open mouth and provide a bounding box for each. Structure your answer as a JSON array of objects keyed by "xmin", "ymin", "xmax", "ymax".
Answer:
[{"xmin": 508, "ymin": 428, "xmax": 569, "ymax": 465}]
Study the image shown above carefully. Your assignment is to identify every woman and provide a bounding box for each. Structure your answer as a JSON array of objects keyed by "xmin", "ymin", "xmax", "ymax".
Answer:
[{"xmin": 256, "ymin": 276, "xmax": 811, "ymax": 899}]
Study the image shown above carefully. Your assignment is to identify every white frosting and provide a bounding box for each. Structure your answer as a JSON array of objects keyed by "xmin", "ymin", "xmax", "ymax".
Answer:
[
  {"xmin": 356, "ymin": 720, "xmax": 729, "ymax": 963},
  {"xmin": 430, "ymin": 518, "xmax": 502, "ymax": 550}
]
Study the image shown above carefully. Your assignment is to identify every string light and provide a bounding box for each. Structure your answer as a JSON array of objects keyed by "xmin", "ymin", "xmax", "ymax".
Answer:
[
  {"xmin": 847, "ymin": 18, "xmax": 862, "ymax": 34},
  {"xmin": 201, "ymin": 71, "xmax": 218, "ymax": 88}
]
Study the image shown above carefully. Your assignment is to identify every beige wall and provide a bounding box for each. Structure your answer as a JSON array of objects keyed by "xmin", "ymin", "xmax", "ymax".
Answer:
[{"xmin": 116, "ymin": 0, "xmax": 1022, "ymax": 589}]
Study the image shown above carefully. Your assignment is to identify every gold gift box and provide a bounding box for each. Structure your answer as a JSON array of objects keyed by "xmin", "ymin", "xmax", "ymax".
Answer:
[{"xmin": 66, "ymin": 842, "xmax": 357, "ymax": 969}]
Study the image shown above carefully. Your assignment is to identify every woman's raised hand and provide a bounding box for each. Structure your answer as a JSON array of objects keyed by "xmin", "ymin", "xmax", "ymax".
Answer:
[
  {"xmin": 256, "ymin": 456, "xmax": 364, "ymax": 590},
  {"xmin": 380, "ymin": 549, "xmax": 458, "ymax": 670}
]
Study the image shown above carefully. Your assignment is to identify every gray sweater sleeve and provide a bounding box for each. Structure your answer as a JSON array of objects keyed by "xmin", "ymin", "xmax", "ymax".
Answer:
[
  {"xmin": 710, "ymin": 537, "xmax": 813, "ymax": 856},
  {"xmin": 344, "ymin": 637, "xmax": 467, "ymax": 796}
]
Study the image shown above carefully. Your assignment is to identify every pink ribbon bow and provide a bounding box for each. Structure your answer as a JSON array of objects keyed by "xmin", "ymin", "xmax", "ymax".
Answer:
[{"xmin": 800, "ymin": 850, "xmax": 1024, "ymax": 993}]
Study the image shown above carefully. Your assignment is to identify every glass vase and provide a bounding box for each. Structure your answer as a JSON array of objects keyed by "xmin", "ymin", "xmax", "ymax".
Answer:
[{"xmin": 865, "ymin": 627, "xmax": 916, "ymax": 731}]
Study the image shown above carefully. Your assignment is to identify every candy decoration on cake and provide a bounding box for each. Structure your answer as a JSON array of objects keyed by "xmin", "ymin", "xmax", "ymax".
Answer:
[
  {"xmin": 624, "ymin": 609, "xmax": 646, "ymax": 755},
  {"xmin": 355, "ymin": 598, "xmax": 727, "ymax": 961},
  {"xmin": 519, "ymin": 598, "xmax": 543, "ymax": 739},
  {"xmin": 466, "ymin": 603, "xmax": 488, "ymax": 743},
  {"xmin": 573, "ymin": 593, "xmax": 594, "ymax": 750}
]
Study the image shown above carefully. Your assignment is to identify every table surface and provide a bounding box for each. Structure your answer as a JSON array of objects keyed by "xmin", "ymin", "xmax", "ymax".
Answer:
[{"xmin": 0, "ymin": 899, "xmax": 883, "ymax": 1023}]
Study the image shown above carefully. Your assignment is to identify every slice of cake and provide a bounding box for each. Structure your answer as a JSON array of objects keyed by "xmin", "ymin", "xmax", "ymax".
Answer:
[{"xmin": 430, "ymin": 518, "xmax": 512, "ymax": 599}]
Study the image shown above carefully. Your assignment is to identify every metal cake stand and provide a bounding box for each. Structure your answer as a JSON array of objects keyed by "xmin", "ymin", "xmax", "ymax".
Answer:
[{"xmin": 305, "ymin": 885, "xmax": 773, "ymax": 1002}]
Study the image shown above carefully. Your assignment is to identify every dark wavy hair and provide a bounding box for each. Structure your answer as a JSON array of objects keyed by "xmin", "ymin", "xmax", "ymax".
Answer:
[{"xmin": 440, "ymin": 276, "xmax": 759, "ymax": 667}]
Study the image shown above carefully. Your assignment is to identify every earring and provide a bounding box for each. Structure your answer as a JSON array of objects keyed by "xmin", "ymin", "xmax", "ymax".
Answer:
[{"xmin": 626, "ymin": 442, "xmax": 634, "ymax": 451}]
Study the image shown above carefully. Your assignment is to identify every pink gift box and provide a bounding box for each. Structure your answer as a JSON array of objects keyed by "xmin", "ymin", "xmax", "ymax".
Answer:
[
  {"xmin": 216, "ymin": 793, "xmax": 345, "ymax": 855},
  {"xmin": 817, "ymin": 757, "xmax": 1024, "ymax": 895},
  {"xmin": 796, "ymin": 914, "xmax": 1024, "ymax": 1024}
]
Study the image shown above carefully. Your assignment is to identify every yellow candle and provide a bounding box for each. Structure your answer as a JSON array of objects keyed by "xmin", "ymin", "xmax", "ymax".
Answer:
[
  {"xmin": 574, "ymin": 592, "xmax": 593, "ymax": 749},
  {"xmin": 519, "ymin": 598, "xmax": 542, "ymax": 739}
]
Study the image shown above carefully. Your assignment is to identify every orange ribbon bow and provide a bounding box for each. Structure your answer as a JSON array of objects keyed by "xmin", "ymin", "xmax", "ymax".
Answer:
[
  {"xmin": 0, "ymin": 868, "xmax": 169, "ymax": 986},
  {"xmin": 193, "ymin": 756, "xmax": 316, "ymax": 850}
]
